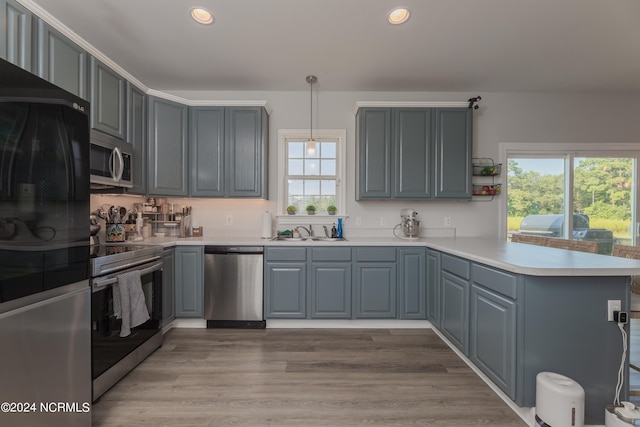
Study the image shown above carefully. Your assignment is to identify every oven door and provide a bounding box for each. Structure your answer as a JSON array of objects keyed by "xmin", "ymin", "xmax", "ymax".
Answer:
[{"xmin": 91, "ymin": 259, "xmax": 162, "ymax": 381}]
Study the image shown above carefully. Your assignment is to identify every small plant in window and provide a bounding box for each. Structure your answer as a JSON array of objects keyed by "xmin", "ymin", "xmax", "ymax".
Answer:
[
  {"xmin": 327, "ymin": 205, "xmax": 337, "ymax": 215},
  {"xmin": 306, "ymin": 205, "xmax": 316, "ymax": 215},
  {"xmin": 286, "ymin": 205, "xmax": 297, "ymax": 215}
]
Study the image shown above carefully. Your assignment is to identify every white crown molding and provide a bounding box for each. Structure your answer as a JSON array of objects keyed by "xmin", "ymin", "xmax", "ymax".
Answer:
[
  {"xmin": 353, "ymin": 101, "xmax": 469, "ymax": 114},
  {"xmin": 17, "ymin": 0, "xmax": 272, "ymax": 114}
]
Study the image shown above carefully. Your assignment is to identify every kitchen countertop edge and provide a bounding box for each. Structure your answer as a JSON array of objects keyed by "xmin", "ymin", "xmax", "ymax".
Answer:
[{"xmin": 125, "ymin": 236, "xmax": 640, "ymax": 277}]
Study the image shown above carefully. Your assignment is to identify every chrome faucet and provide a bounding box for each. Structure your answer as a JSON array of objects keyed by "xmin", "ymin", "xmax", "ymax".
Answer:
[
  {"xmin": 322, "ymin": 225, "xmax": 330, "ymax": 238},
  {"xmin": 296, "ymin": 225, "xmax": 314, "ymax": 237}
]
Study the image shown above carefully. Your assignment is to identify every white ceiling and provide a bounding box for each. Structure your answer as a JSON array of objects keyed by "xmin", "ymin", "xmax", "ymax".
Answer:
[{"xmin": 24, "ymin": 0, "xmax": 640, "ymax": 93}]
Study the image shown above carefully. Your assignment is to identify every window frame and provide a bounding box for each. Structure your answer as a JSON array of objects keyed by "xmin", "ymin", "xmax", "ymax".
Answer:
[
  {"xmin": 277, "ymin": 129, "xmax": 347, "ymax": 223},
  {"xmin": 499, "ymin": 142, "xmax": 640, "ymax": 241}
]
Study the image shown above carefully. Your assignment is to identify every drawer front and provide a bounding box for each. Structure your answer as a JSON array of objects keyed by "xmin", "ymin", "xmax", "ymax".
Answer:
[
  {"xmin": 441, "ymin": 254, "xmax": 470, "ymax": 280},
  {"xmin": 311, "ymin": 247, "xmax": 352, "ymax": 262},
  {"xmin": 356, "ymin": 247, "xmax": 397, "ymax": 262},
  {"xmin": 472, "ymin": 263, "xmax": 517, "ymax": 299},
  {"xmin": 265, "ymin": 247, "xmax": 307, "ymax": 261}
]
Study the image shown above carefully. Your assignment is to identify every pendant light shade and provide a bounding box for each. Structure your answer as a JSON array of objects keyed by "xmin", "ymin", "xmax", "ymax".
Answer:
[{"xmin": 306, "ymin": 75, "xmax": 317, "ymax": 155}]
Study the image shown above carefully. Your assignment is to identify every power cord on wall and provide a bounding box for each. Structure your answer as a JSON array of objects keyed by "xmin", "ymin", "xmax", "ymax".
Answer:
[{"xmin": 614, "ymin": 311, "xmax": 628, "ymax": 406}]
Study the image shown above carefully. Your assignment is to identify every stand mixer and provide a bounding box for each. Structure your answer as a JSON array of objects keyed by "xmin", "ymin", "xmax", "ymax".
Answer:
[{"xmin": 393, "ymin": 209, "xmax": 420, "ymax": 239}]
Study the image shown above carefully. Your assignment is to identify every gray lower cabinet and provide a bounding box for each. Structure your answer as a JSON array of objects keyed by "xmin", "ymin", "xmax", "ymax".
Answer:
[
  {"xmin": 34, "ymin": 19, "xmax": 87, "ymax": 99},
  {"xmin": 356, "ymin": 107, "xmax": 471, "ymax": 200},
  {"xmin": 175, "ymin": 246, "xmax": 204, "ymax": 318},
  {"xmin": 89, "ymin": 57, "xmax": 125, "ymax": 139},
  {"xmin": 264, "ymin": 247, "xmax": 307, "ymax": 318},
  {"xmin": 162, "ymin": 247, "xmax": 175, "ymax": 326},
  {"xmin": 126, "ymin": 82, "xmax": 147, "ymax": 194},
  {"xmin": 398, "ymin": 248, "xmax": 426, "ymax": 319},
  {"xmin": 469, "ymin": 263, "xmax": 519, "ymax": 399},
  {"xmin": 0, "ymin": 0, "xmax": 32, "ymax": 71},
  {"xmin": 310, "ymin": 247, "xmax": 352, "ymax": 319},
  {"xmin": 148, "ymin": 96, "xmax": 189, "ymax": 196},
  {"xmin": 440, "ymin": 253, "xmax": 470, "ymax": 355},
  {"xmin": 426, "ymin": 249, "xmax": 441, "ymax": 326},
  {"xmin": 354, "ymin": 248, "xmax": 397, "ymax": 318}
]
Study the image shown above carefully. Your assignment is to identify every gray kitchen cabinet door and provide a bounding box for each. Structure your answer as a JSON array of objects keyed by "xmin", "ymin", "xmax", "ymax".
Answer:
[
  {"xmin": 225, "ymin": 106, "xmax": 268, "ymax": 198},
  {"xmin": 0, "ymin": 0, "xmax": 32, "ymax": 71},
  {"xmin": 310, "ymin": 263, "xmax": 351, "ymax": 319},
  {"xmin": 264, "ymin": 262, "xmax": 306, "ymax": 318},
  {"xmin": 398, "ymin": 248, "xmax": 426, "ymax": 319},
  {"xmin": 90, "ymin": 57, "xmax": 126, "ymax": 139},
  {"xmin": 175, "ymin": 246, "xmax": 204, "ymax": 318},
  {"xmin": 441, "ymin": 271, "xmax": 470, "ymax": 355},
  {"xmin": 470, "ymin": 283, "xmax": 516, "ymax": 399},
  {"xmin": 190, "ymin": 107, "xmax": 225, "ymax": 197},
  {"xmin": 162, "ymin": 248, "xmax": 176, "ymax": 326},
  {"xmin": 356, "ymin": 107, "xmax": 392, "ymax": 199},
  {"xmin": 434, "ymin": 108, "xmax": 472, "ymax": 199},
  {"xmin": 126, "ymin": 82, "xmax": 147, "ymax": 195},
  {"xmin": 148, "ymin": 96, "xmax": 189, "ymax": 196},
  {"xmin": 394, "ymin": 109, "xmax": 432, "ymax": 198},
  {"xmin": 426, "ymin": 249, "xmax": 441, "ymax": 326},
  {"xmin": 34, "ymin": 19, "xmax": 87, "ymax": 99},
  {"xmin": 354, "ymin": 263, "xmax": 397, "ymax": 318}
]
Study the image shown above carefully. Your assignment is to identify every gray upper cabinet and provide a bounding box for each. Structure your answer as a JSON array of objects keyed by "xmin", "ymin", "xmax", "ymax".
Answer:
[
  {"xmin": 148, "ymin": 96, "xmax": 188, "ymax": 196},
  {"xmin": 126, "ymin": 82, "xmax": 147, "ymax": 194},
  {"xmin": 190, "ymin": 106, "xmax": 268, "ymax": 198},
  {"xmin": 90, "ymin": 57, "xmax": 126, "ymax": 139},
  {"xmin": 357, "ymin": 108, "xmax": 392, "ymax": 198},
  {"xmin": 394, "ymin": 109, "xmax": 432, "ymax": 198},
  {"xmin": 357, "ymin": 106, "xmax": 472, "ymax": 200},
  {"xmin": 1, "ymin": 0, "xmax": 32, "ymax": 71},
  {"xmin": 434, "ymin": 108, "xmax": 472, "ymax": 198},
  {"xmin": 34, "ymin": 19, "xmax": 87, "ymax": 99},
  {"xmin": 190, "ymin": 107, "xmax": 225, "ymax": 197},
  {"xmin": 226, "ymin": 107, "xmax": 268, "ymax": 198}
]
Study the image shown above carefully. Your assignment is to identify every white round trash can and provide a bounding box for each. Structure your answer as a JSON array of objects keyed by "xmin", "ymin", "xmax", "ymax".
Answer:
[{"xmin": 535, "ymin": 372, "xmax": 585, "ymax": 427}]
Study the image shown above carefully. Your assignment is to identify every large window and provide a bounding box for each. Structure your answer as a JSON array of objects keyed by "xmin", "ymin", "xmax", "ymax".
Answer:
[
  {"xmin": 503, "ymin": 144, "xmax": 640, "ymax": 254},
  {"xmin": 278, "ymin": 130, "xmax": 346, "ymax": 217}
]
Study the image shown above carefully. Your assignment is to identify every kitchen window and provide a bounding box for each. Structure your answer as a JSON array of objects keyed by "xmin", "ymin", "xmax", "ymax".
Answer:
[
  {"xmin": 502, "ymin": 143, "xmax": 640, "ymax": 252},
  {"xmin": 277, "ymin": 129, "xmax": 346, "ymax": 220}
]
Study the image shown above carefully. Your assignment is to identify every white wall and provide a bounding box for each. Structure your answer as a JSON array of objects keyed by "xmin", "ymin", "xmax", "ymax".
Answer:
[{"xmin": 92, "ymin": 90, "xmax": 640, "ymax": 239}]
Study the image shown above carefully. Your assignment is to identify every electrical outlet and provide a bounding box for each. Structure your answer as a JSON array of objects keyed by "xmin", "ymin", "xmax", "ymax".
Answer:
[
  {"xmin": 380, "ymin": 217, "xmax": 387, "ymax": 226},
  {"xmin": 356, "ymin": 217, "xmax": 362, "ymax": 226},
  {"xmin": 226, "ymin": 215, "xmax": 233, "ymax": 226},
  {"xmin": 444, "ymin": 216, "xmax": 452, "ymax": 227},
  {"xmin": 608, "ymin": 299, "xmax": 621, "ymax": 321}
]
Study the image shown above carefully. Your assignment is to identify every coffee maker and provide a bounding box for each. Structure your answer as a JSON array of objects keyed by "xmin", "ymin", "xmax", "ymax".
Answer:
[{"xmin": 393, "ymin": 209, "xmax": 420, "ymax": 239}]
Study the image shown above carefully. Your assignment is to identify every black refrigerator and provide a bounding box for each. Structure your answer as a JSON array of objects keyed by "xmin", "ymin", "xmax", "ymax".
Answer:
[{"xmin": 0, "ymin": 58, "xmax": 91, "ymax": 427}]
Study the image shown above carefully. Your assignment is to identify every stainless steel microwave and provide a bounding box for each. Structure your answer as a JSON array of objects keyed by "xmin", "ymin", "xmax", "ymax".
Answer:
[{"xmin": 90, "ymin": 130, "xmax": 133, "ymax": 189}]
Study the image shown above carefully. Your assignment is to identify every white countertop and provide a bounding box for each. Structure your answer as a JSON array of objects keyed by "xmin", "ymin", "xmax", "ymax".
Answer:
[{"xmin": 129, "ymin": 235, "xmax": 640, "ymax": 277}]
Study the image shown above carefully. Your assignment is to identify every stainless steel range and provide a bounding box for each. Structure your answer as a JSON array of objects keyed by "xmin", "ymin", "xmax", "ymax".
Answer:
[{"xmin": 90, "ymin": 244, "xmax": 163, "ymax": 401}]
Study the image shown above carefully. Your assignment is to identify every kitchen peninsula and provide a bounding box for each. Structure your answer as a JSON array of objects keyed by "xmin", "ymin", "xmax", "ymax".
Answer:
[{"xmin": 142, "ymin": 235, "xmax": 638, "ymax": 425}]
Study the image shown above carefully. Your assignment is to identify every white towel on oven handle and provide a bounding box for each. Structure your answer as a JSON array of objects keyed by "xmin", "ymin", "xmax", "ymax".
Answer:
[{"xmin": 114, "ymin": 270, "xmax": 150, "ymax": 337}]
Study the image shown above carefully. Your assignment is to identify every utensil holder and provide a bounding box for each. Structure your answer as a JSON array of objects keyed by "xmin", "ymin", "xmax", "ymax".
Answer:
[
  {"xmin": 106, "ymin": 223, "xmax": 125, "ymax": 242},
  {"xmin": 180, "ymin": 215, "xmax": 192, "ymax": 238}
]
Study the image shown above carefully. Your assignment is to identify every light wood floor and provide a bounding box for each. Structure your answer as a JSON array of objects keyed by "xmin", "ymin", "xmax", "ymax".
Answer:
[{"xmin": 92, "ymin": 328, "xmax": 527, "ymax": 426}]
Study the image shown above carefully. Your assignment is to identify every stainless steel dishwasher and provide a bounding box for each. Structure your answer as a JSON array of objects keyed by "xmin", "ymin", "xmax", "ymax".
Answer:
[{"xmin": 204, "ymin": 246, "xmax": 265, "ymax": 328}]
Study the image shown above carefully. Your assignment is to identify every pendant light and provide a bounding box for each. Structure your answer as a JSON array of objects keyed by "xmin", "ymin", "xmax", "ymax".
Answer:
[{"xmin": 306, "ymin": 75, "xmax": 317, "ymax": 155}]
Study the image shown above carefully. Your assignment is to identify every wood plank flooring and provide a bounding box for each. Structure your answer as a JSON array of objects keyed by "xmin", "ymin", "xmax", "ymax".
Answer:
[{"xmin": 92, "ymin": 328, "xmax": 527, "ymax": 427}]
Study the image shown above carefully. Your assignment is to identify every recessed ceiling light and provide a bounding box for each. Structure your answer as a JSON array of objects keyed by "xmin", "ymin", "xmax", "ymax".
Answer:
[
  {"xmin": 388, "ymin": 7, "xmax": 410, "ymax": 25},
  {"xmin": 190, "ymin": 7, "xmax": 214, "ymax": 25}
]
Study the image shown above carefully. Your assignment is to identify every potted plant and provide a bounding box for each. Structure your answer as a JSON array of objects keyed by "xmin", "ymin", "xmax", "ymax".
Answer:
[
  {"xmin": 327, "ymin": 205, "xmax": 337, "ymax": 215},
  {"xmin": 306, "ymin": 205, "xmax": 316, "ymax": 215},
  {"xmin": 286, "ymin": 205, "xmax": 297, "ymax": 215}
]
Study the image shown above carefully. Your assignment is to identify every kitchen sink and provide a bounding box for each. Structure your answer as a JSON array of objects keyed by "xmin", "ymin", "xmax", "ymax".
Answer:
[{"xmin": 270, "ymin": 237, "xmax": 348, "ymax": 242}]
